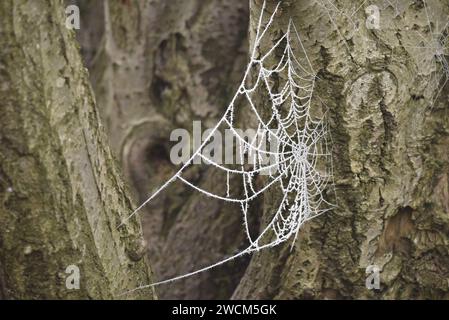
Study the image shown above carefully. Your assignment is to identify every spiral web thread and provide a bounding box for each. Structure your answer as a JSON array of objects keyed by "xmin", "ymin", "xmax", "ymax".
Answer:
[{"xmin": 122, "ymin": 1, "xmax": 335, "ymax": 293}]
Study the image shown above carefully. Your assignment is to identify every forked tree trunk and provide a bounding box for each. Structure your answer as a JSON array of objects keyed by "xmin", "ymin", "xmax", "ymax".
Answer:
[
  {"xmin": 75, "ymin": 0, "xmax": 449, "ymax": 300},
  {"xmin": 234, "ymin": 0, "xmax": 449, "ymax": 299},
  {"xmin": 85, "ymin": 0, "xmax": 253, "ymax": 299},
  {"xmin": 0, "ymin": 0, "xmax": 155, "ymax": 299}
]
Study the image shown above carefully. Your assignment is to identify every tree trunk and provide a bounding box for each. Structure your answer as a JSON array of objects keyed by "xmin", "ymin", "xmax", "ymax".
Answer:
[
  {"xmin": 84, "ymin": 0, "xmax": 252, "ymax": 299},
  {"xmin": 0, "ymin": 0, "xmax": 155, "ymax": 299},
  {"xmin": 233, "ymin": 0, "xmax": 449, "ymax": 299}
]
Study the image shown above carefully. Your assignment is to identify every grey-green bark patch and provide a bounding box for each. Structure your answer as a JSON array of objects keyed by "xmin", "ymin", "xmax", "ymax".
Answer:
[{"xmin": 0, "ymin": 0, "xmax": 155, "ymax": 299}]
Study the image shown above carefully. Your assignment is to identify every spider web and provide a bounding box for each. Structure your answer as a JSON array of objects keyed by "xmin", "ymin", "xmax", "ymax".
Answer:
[
  {"xmin": 408, "ymin": 0, "xmax": 449, "ymax": 107},
  {"xmin": 122, "ymin": 0, "xmax": 334, "ymax": 292}
]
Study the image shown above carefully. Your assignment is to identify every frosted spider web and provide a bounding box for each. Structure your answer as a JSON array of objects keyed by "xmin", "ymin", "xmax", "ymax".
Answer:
[{"xmin": 121, "ymin": 0, "xmax": 334, "ymax": 293}]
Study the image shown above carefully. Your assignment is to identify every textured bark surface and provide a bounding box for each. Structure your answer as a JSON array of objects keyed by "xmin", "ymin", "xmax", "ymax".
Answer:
[
  {"xmin": 62, "ymin": 0, "xmax": 449, "ymax": 300},
  {"xmin": 83, "ymin": 0, "xmax": 252, "ymax": 299},
  {"xmin": 233, "ymin": 0, "xmax": 449, "ymax": 299},
  {"xmin": 0, "ymin": 0, "xmax": 155, "ymax": 299}
]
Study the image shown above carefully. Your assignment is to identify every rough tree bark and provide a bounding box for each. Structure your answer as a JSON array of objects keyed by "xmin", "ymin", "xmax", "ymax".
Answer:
[
  {"xmin": 67, "ymin": 0, "xmax": 449, "ymax": 300},
  {"xmin": 233, "ymin": 0, "xmax": 449, "ymax": 299},
  {"xmin": 0, "ymin": 0, "xmax": 155, "ymax": 299},
  {"xmin": 80, "ymin": 0, "xmax": 253, "ymax": 299}
]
